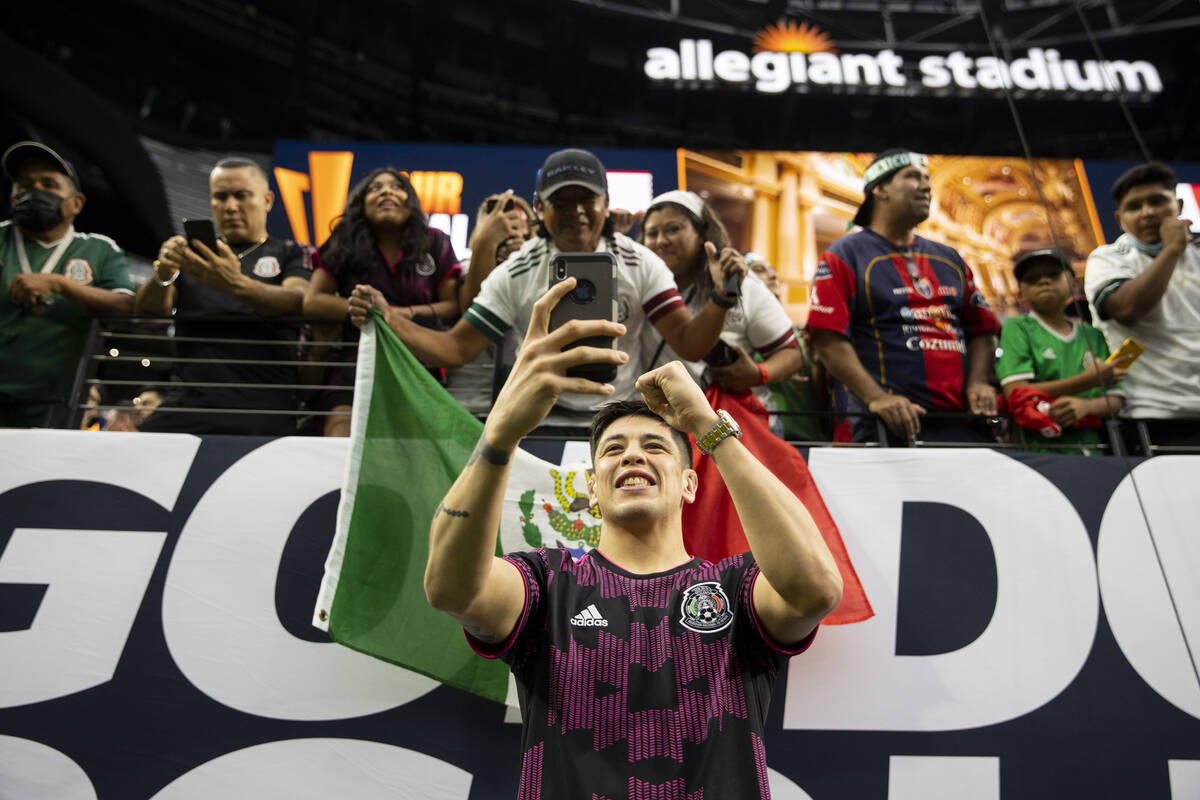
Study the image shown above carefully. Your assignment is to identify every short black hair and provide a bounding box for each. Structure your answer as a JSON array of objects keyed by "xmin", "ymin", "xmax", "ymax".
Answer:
[
  {"xmin": 589, "ymin": 399, "xmax": 693, "ymax": 469},
  {"xmin": 1111, "ymin": 162, "xmax": 1177, "ymax": 205},
  {"xmin": 212, "ymin": 156, "xmax": 269, "ymax": 185}
]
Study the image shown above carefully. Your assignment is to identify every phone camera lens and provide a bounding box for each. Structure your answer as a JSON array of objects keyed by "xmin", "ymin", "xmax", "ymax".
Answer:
[
  {"xmin": 556, "ymin": 263, "xmax": 567, "ymax": 279},
  {"xmin": 572, "ymin": 279, "xmax": 596, "ymax": 304}
]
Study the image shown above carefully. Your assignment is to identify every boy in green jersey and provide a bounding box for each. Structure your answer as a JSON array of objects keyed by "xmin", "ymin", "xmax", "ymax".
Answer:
[{"xmin": 997, "ymin": 248, "xmax": 1129, "ymax": 454}]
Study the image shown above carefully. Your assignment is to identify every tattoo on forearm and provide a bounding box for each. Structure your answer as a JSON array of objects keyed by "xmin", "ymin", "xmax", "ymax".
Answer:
[
  {"xmin": 435, "ymin": 503, "xmax": 469, "ymax": 519},
  {"xmin": 465, "ymin": 624, "xmax": 496, "ymax": 643},
  {"xmin": 466, "ymin": 435, "xmax": 512, "ymax": 467}
]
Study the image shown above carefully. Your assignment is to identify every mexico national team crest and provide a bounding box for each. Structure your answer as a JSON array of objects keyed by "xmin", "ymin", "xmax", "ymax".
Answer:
[
  {"xmin": 618, "ymin": 295, "xmax": 631, "ymax": 323},
  {"xmin": 253, "ymin": 256, "xmax": 281, "ymax": 278},
  {"xmin": 680, "ymin": 581, "xmax": 733, "ymax": 633},
  {"xmin": 416, "ymin": 254, "xmax": 437, "ymax": 276},
  {"xmin": 65, "ymin": 258, "xmax": 93, "ymax": 284}
]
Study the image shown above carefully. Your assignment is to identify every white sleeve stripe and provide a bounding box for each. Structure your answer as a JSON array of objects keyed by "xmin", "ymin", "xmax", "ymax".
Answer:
[
  {"xmin": 999, "ymin": 373, "xmax": 1036, "ymax": 386},
  {"xmin": 644, "ymin": 297, "xmax": 680, "ymax": 318},
  {"xmin": 77, "ymin": 232, "xmax": 124, "ymax": 253}
]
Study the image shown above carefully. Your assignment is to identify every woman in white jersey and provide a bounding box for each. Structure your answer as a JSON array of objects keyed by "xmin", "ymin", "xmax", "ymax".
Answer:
[{"xmin": 639, "ymin": 190, "xmax": 804, "ymax": 434}]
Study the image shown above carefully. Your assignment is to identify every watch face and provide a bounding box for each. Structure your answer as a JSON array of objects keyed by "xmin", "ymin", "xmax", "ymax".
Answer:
[{"xmin": 721, "ymin": 410, "xmax": 741, "ymax": 436}]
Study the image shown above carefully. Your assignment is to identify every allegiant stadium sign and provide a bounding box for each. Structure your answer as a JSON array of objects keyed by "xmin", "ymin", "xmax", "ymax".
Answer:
[{"xmin": 643, "ymin": 37, "xmax": 1162, "ymax": 97}]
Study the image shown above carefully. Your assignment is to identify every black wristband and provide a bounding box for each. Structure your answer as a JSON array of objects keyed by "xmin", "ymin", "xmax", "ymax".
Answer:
[
  {"xmin": 471, "ymin": 435, "xmax": 512, "ymax": 466},
  {"xmin": 709, "ymin": 288, "xmax": 736, "ymax": 309}
]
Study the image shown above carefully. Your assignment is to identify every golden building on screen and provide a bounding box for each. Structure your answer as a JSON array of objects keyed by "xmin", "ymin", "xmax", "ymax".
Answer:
[{"xmin": 680, "ymin": 149, "xmax": 1105, "ymax": 322}]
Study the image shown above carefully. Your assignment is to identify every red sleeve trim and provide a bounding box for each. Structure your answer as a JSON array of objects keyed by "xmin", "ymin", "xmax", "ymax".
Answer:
[
  {"xmin": 804, "ymin": 250, "xmax": 855, "ymax": 334},
  {"xmin": 756, "ymin": 328, "xmax": 799, "ymax": 357},
  {"xmin": 437, "ymin": 263, "xmax": 464, "ymax": 289},
  {"xmin": 967, "ymin": 307, "xmax": 1003, "ymax": 337},
  {"xmin": 644, "ymin": 288, "xmax": 686, "ymax": 323}
]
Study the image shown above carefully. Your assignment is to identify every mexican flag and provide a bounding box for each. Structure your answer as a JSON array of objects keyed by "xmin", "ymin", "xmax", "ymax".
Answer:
[
  {"xmin": 314, "ymin": 312, "xmax": 870, "ymax": 705},
  {"xmin": 312, "ymin": 313, "xmax": 600, "ymax": 704}
]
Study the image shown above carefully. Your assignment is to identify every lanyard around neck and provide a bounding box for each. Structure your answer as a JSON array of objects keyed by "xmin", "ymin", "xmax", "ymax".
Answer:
[{"xmin": 15, "ymin": 225, "xmax": 75, "ymax": 276}]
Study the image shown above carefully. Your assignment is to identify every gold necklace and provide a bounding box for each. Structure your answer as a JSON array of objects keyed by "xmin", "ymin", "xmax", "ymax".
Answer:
[{"xmin": 235, "ymin": 237, "xmax": 268, "ymax": 260}]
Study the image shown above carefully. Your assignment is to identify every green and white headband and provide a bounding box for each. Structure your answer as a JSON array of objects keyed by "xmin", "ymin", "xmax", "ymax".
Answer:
[{"xmin": 863, "ymin": 151, "xmax": 928, "ymax": 187}]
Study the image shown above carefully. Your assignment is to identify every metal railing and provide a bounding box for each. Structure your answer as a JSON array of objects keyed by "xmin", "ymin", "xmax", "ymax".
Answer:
[
  {"xmin": 61, "ymin": 315, "xmax": 1200, "ymax": 454},
  {"xmin": 69, "ymin": 315, "xmax": 358, "ymax": 432}
]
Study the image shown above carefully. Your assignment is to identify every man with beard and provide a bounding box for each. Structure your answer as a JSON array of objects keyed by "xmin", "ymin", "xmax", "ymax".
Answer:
[
  {"xmin": 806, "ymin": 149, "xmax": 1001, "ymax": 444},
  {"xmin": 0, "ymin": 141, "xmax": 133, "ymax": 427}
]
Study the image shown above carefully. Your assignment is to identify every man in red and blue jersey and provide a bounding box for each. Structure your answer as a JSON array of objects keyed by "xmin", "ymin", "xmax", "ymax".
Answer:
[
  {"xmin": 424, "ymin": 279, "xmax": 844, "ymax": 799},
  {"xmin": 807, "ymin": 148, "xmax": 1001, "ymax": 443}
]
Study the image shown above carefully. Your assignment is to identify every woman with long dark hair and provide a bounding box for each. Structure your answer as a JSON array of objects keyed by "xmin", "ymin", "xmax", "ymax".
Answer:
[
  {"xmin": 640, "ymin": 190, "xmax": 803, "ymax": 435},
  {"xmin": 303, "ymin": 168, "xmax": 461, "ymax": 435}
]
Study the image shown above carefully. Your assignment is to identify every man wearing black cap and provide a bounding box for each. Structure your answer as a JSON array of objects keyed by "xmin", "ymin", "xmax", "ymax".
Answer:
[
  {"xmin": 0, "ymin": 141, "xmax": 134, "ymax": 427},
  {"xmin": 806, "ymin": 148, "xmax": 1001, "ymax": 443},
  {"xmin": 349, "ymin": 148, "xmax": 738, "ymax": 415}
]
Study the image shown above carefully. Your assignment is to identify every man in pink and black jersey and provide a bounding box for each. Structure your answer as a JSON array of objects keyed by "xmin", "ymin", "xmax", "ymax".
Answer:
[
  {"xmin": 349, "ymin": 149, "xmax": 739, "ymax": 418},
  {"xmin": 807, "ymin": 148, "xmax": 1001, "ymax": 443},
  {"xmin": 424, "ymin": 280, "xmax": 843, "ymax": 799}
]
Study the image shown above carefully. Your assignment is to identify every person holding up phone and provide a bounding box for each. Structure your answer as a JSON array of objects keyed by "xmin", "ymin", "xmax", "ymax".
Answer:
[
  {"xmin": 443, "ymin": 191, "xmax": 533, "ymax": 416},
  {"xmin": 424, "ymin": 277, "xmax": 843, "ymax": 798},
  {"xmin": 1085, "ymin": 162, "xmax": 1200, "ymax": 448},
  {"xmin": 349, "ymin": 148, "xmax": 739, "ymax": 421},
  {"xmin": 639, "ymin": 190, "xmax": 803, "ymax": 436},
  {"xmin": 134, "ymin": 157, "xmax": 310, "ymax": 435}
]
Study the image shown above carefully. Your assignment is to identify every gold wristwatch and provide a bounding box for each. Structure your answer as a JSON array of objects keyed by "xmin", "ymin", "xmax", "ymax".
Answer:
[{"xmin": 697, "ymin": 409, "xmax": 742, "ymax": 455}]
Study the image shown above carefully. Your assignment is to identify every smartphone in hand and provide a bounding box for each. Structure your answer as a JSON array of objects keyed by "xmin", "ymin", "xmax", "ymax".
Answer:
[
  {"xmin": 1105, "ymin": 337, "xmax": 1144, "ymax": 366},
  {"xmin": 547, "ymin": 252, "xmax": 619, "ymax": 383},
  {"xmin": 182, "ymin": 218, "xmax": 220, "ymax": 253}
]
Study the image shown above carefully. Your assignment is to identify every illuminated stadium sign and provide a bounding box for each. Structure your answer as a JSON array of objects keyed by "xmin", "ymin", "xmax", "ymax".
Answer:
[{"xmin": 644, "ymin": 20, "xmax": 1163, "ymax": 97}]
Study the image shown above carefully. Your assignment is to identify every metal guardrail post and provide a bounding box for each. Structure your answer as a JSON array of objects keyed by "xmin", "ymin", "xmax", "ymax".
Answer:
[
  {"xmin": 66, "ymin": 318, "xmax": 103, "ymax": 430},
  {"xmin": 874, "ymin": 416, "xmax": 890, "ymax": 447},
  {"xmin": 1105, "ymin": 419, "xmax": 1127, "ymax": 458},
  {"xmin": 1135, "ymin": 421, "xmax": 1153, "ymax": 457}
]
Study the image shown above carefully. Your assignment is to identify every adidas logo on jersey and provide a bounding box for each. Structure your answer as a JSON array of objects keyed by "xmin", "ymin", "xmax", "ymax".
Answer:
[
  {"xmin": 569, "ymin": 604, "xmax": 609, "ymax": 628},
  {"xmin": 1042, "ymin": 348, "xmax": 1057, "ymax": 359}
]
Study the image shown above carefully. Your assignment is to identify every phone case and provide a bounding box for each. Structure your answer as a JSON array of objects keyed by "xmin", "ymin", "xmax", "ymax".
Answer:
[
  {"xmin": 547, "ymin": 252, "xmax": 619, "ymax": 382},
  {"xmin": 182, "ymin": 218, "xmax": 219, "ymax": 252},
  {"xmin": 1105, "ymin": 337, "xmax": 1144, "ymax": 365}
]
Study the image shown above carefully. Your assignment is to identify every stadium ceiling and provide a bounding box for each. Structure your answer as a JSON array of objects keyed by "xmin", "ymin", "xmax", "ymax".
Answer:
[
  {"xmin": 4, "ymin": 0, "xmax": 1200, "ymax": 161},
  {"xmin": 568, "ymin": 0, "xmax": 1200, "ymax": 51}
]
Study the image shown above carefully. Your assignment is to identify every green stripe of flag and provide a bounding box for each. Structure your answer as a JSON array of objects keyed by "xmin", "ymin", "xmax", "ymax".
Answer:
[
  {"xmin": 313, "ymin": 311, "xmax": 511, "ymax": 702},
  {"xmin": 314, "ymin": 311, "xmax": 603, "ymax": 704}
]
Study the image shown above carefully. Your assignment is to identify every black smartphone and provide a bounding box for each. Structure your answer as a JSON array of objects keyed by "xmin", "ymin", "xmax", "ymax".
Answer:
[
  {"xmin": 704, "ymin": 340, "xmax": 739, "ymax": 367},
  {"xmin": 484, "ymin": 196, "xmax": 516, "ymax": 213},
  {"xmin": 182, "ymin": 218, "xmax": 219, "ymax": 253},
  {"xmin": 547, "ymin": 252, "xmax": 618, "ymax": 383}
]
